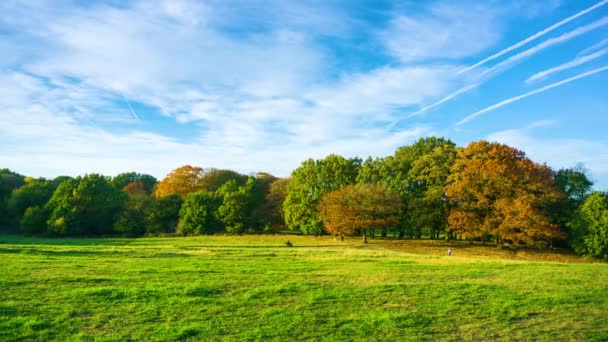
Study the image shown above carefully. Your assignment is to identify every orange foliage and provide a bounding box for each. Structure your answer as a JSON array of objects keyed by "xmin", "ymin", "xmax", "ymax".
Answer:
[
  {"xmin": 318, "ymin": 183, "xmax": 402, "ymax": 237},
  {"xmin": 445, "ymin": 141, "xmax": 564, "ymax": 245},
  {"xmin": 154, "ymin": 165, "xmax": 204, "ymax": 199},
  {"xmin": 123, "ymin": 181, "xmax": 147, "ymax": 197}
]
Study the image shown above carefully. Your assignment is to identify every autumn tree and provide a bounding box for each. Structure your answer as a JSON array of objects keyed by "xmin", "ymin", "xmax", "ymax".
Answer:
[
  {"xmin": 123, "ymin": 181, "xmax": 148, "ymax": 197},
  {"xmin": 112, "ymin": 172, "xmax": 157, "ymax": 194},
  {"xmin": 154, "ymin": 165, "xmax": 205, "ymax": 199},
  {"xmin": 318, "ymin": 183, "xmax": 402, "ymax": 238},
  {"xmin": 284, "ymin": 154, "xmax": 361, "ymax": 235},
  {"xmin": 445, "ymin": 141, "xmax": 564, "ymax": 246}
]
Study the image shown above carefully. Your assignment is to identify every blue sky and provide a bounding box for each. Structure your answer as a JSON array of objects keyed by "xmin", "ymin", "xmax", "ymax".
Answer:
[{"xmin": 1, "ymin": 0, "xmax": 607, "ymax": 189}]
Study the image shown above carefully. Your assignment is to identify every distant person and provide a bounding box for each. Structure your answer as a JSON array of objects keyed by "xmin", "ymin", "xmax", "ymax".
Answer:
[
  {"xmin": 340, "ymin": 236, "xmax": 344, "ymax": 242},
  {"xmin": 448, "ymin": 249, "xmax": 452, "ymax": 256}
]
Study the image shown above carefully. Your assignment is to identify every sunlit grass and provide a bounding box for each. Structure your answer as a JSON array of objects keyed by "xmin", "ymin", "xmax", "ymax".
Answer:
[{"xmin": 1, "ymin": 235, "xmax": 606, "ymax": 341}]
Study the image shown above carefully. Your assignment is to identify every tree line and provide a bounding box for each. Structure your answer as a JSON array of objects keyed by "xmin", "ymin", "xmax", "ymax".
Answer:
[{"xmin": 0, "ymin": 137, "xmax": 606, "ymax": 259}]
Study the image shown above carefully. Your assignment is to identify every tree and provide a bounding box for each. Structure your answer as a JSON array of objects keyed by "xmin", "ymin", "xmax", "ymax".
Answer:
[
  {"xmin": 318, "ymin": 183, "xmax": 402, "ymax": 238},
  {"xmin": 358, "ymin": 137, "xmax": 456, "ymax": 238},
  {"xmin": 199, "ymin": 168, "xmax": 248, "ymax": 192},
  {"xmin": 8, "ymin": 179, "xmax": 55, "ymax": 225},
  {"xmin": 215, "ymin": 177, "xmax": 264, "ymax": 233},
  {"xmin": 256, "ymin": 178, "xmax": 290, "ymax": 231},
  {"xmin": 148, "ymin": 194, "xmax": 182, "ymax": 234},
  {"xmin": 113, "ymin": 194, "xmax": 154, "ymax": 236},
  {"xmin": 554, "ymin": 165, "xmax": 594, "ymax": 203},
  {"xmin": 178, "ymin": 191, "xmax": 221, "ymax": 235},
  {"xmin": 284, "ymin": 154, "xmax": 361, "ymax": 235},
  {"xmin": 569, "ymin": 192, "xmax": 608, "ymax": 259},
  {"xmin": 445, "ymin": 141, "xmax": 564, "ymax": 246},
  {"xmin": 112, "ymin": 172, "xmax": 157, "ymax": 194},
  {"xmin": 46, "ymin": 174, "xmax": 127, "ymax": 236},
  {"xmin": 155, "ymin": 165, "xmax": 205, "ymax": 199},
  {"xmin": 20, "ymin": 206, "xmax": 48, "ymax": 235},
  {"xmin": 0, "ymin": 169, "xmax": 26, "ymax": 227}
]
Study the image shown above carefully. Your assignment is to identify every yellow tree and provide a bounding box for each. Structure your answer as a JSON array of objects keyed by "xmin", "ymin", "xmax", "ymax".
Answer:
[
  {"xmin": 445, "ymin": 141, "xmax": 564, "ymax": 245},
  {"xmin": 318, "ymin": 183, "xmax": 402, "ymax": 238},
  {"xmin": 154, "ymin": 165, "xmax": 205, "ymax": 199}
]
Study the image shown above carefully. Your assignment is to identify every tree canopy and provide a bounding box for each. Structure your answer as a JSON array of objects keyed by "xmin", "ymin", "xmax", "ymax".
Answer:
[{"xmin": 445, "ymin": 141, "xmax": 564, "ymax": 245}]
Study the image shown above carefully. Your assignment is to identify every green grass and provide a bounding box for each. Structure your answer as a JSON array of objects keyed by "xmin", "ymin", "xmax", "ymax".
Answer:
[{"xmin": 1, "ymin": 235, "xmax": 607, "ymax": 341}]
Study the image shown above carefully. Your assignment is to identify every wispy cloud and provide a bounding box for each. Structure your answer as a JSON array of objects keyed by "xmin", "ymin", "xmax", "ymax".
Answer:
[
  {"xmin": 458, "ymin": 65, "xmax": 608, "ymax": 125},
  {"xmin": 458, "ymin": 0, "xmax": 608, "ymax": 74},
  {"xmin": 527, "ymin": 47, "xmax": 608, "ymax": 83}
]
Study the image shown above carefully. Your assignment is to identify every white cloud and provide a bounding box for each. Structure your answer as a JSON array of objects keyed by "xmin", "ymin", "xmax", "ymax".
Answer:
[{"xmin": 383, "ymin": 2, "xmax": 501, "ymax": 62}]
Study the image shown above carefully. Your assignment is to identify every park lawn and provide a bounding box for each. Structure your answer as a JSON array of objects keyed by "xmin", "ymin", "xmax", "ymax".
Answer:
[{"xmin": 0, "ymin": 235, "xmax": 607, "ymax": 341}]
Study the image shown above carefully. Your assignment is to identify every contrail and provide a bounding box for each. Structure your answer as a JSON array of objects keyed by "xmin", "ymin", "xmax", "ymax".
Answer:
[
  {"xmin": 457, "ymin": 0, "xmax": 608, "ymax": 75},
  {"xmin": 577, "ymin": 38, "xmax": 608, "ymax": 57},
  {"xmin": 457, "ymin": 65, "xmax": 608, "ymax": 125},
  {"xmin": 407, "ymin": 17, "xmax": 608, "ymax": 118},
  {"xmin": 122, "ymin": 93, "xmax": 140, "ymax": 121},
  {"xmin": 527, "ymin": 48, "xmax": 608, "ymax": 83}
]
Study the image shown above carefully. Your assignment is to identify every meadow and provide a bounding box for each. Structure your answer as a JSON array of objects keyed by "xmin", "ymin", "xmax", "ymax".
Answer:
[{"xmin": 1, "ymin": 235, "xmax": 607, "ymax": 341}]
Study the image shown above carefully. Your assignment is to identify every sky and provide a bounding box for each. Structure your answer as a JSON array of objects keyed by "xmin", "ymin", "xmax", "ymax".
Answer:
[{"xmin": 0, "ymin": 0, "xmax": 607, "ymax": 189}]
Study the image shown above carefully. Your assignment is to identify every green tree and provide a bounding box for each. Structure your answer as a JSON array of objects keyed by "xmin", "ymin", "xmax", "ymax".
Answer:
[
  {"xmin": 46, "ymin": 174, "xmax": 127, "ymax": 236},
  {"xmin": 358, "ymin": 137, "xmax": 456, "ymax": 238},
  {"xmin": 284, "ymin": 154, "xmax": 361, "ymax": 235},
  {"xmin": 569, "ymin": 192, "xmax": 608, "ymax": 259},
  {"xmin": 20, "ymin": 206, "xmax": 48, "ymax": 235},
  {"xmin": 0, "ymin": 169, "xmax": 26, "ymax": 227},
  {"xmin": 8, "ymin": 179, "xmax": 55, "ymax": 225},
  {"xmin": 256, "ymin": 178, "xmax": 290, "ymax": 232},
  {"xmin": 178, "ymin": 191, "xmax": 221, "ymax": 235},
  {"xmin": 148, "ymin": 194, "xmax": 182, "ymax": 234},
  {"xmin": 113, "ymin": 194, "xmax": 154, "ymax": 236}
]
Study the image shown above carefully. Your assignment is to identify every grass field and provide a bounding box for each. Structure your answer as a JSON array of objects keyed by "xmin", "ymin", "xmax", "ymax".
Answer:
[{"xmin": 1, "ymin": 235, "xmax": 607, "ymax": 341}]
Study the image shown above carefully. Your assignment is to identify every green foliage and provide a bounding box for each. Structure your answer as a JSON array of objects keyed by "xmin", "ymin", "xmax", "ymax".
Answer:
[
  {"xmin": 46, "ymin": 174, "xmax": 127, "ymax": 236},
  {"xmin": 8, "ymin": 179, "xmax": 55, "ymax": 225},
  {"xmin": 216, "ymin": 177, "xmax": 264, "ymax": 233},
  {"xmin": 178, "ymin": 191, "xmax": 221, "ymax": 235},
  {"xmin": 19, "ymin": 206, "xmax": 48, "ymax": 235},
  {"xmin": 569, "ymin": 192, "xmax": 608, "ymax": 259},
  {"xmin": 255, "ymin": 178, "xmax": 289, "ymax": 232},
  {"xmin": 148, "ymin": 194, "xmax": 182, "ymax": 234},
  {"xmin": 113, "ymin": 195, "xmax": 154, "ymax": 236},
  {"xmin": 284, "ymin": 154, "xmax": 361, "ymax": 235},
  {"xmin": 0, "ymin": 169, "xmax": 26, "ymax": 226},
  {"xmin": 111, "ymin": 172, "xmax": 158, "ymax": 194}
]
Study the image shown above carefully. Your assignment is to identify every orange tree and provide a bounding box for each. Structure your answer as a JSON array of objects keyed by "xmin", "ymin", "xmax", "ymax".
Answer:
[
  {"xmin": 445, "ymin": 141, "xmax": 564, "ymax": 246},
  {"xmin": 154, "ymin": 165, "xmax": 206, "ymax": 199},
  {"xmin": 317, "ymin": 183, "xmax": 402, "ymax": 238}
]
